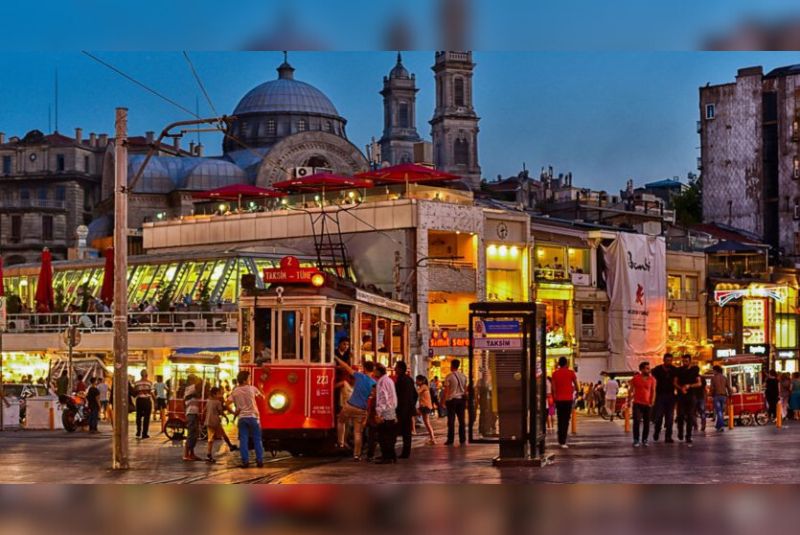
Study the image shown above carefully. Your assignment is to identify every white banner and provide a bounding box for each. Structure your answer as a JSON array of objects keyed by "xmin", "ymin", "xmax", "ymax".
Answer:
[{"xmin": 603, "ymin": 233, "xmax": 667, "ymax": 371}]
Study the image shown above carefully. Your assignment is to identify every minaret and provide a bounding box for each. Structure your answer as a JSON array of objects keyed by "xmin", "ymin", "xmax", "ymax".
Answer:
[
  {"xmin": 430, "ymin": 51, "xmax": 481, "ymax": 188},
  {"xmin": 378, "ymin": 52, "xmax": 421, "ymax": 166}
]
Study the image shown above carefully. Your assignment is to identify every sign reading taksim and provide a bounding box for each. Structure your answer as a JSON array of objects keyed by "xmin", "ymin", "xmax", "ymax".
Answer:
[
  {"xmin": 263, "ymin": 256, "xmax": 321, "ymax": 284},
  {"xmin": 472, "ymin": 319, "xmax": 522, "ymax": 350},
  {"xmin": 473, "ymin": 337, "xmax": 522, "ymax": 350}
]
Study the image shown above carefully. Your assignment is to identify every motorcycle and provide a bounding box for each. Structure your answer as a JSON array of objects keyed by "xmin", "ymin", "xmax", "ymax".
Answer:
[{"xmin": 59, "ymin": 394, "xmax": 89, "ymax": 432}]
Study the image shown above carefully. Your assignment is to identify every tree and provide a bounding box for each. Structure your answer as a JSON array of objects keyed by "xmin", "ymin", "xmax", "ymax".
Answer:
[{"xmin": 673, "ymin": 173, "xmax": 702, "ymax": 227}]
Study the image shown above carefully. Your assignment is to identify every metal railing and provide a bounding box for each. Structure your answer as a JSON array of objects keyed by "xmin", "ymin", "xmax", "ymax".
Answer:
[
  {"xmin": 0, "ymin": 199, "xmax": 67, "ymax": 209},
  {"xmin": 3, "ymin": 311, "xmax": 238, "ymax": 334}
]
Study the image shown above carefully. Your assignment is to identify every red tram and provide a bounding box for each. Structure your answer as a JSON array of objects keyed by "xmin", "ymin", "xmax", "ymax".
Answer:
[{"xmin": 238, "ymin": 257, "xmax": 411, "ymax": 456}]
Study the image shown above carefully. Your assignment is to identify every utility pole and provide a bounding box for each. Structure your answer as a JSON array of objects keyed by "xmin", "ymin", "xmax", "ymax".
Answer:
[{"xmin": 112, "ymin": 107, "xmax": 129, "ymax": 470}]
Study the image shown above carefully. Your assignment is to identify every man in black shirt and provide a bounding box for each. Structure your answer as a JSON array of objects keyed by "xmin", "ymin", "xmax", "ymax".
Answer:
[
  {"xmin": 394, "ymin": 360, "xmax": 418, "ymax": 459},
  {"xmin": 86, "ymin": 378, "xmax": 101, "ymax": 433},
  {"xmin": 651, "ymin": 353, "xmax": 676, "ymax": 443},
  {"xmin": 674, "ymin": 354, "xmax": 702, "ymax": 445}
]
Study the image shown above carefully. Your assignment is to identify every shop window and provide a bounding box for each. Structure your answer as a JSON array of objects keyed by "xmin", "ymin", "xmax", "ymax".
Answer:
[
  {"xmin": 775, "ymin": 315, "xmax": 798, "ymax": 349},
  {"xmin": 667, "ymin": 275, "xmax": 681, "ymax": 300},
  {"xmin": 668, "ymin": 317, "xmax": 682, "ymax": 339},
  {"xmin": 542, "ymin": 299, "xmax": 570, "ymax": 348}
]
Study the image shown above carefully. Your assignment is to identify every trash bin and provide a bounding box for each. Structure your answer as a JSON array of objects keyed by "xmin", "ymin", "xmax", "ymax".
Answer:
[
  {"xmin": 25, "ymin": 396, "xmax": 62, "ymax": 430},
  {"xmin": 1, "ymin": 398, "xmax": 21, "ymax": 429}
]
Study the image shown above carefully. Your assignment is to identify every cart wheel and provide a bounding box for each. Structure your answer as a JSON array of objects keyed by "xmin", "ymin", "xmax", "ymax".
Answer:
[
  {"xmin": 755, "ymin": 412, "xmax": 770, "ymax": 426},
  {"xmin": 739, "ymin": 412, "xmax": 754, "ymax": 426},
  {"xmin": 164, "ymin": 419, "xmax": 185, "ymax": 440}
]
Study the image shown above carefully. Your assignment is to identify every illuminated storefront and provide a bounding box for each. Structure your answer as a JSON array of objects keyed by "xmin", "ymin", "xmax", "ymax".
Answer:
[
  {"xmin": 427, "ymin": 329, "xmax": 470, "ymax": 382},
  {"xmin": 485, "ymin": 243, "xmax": 528, "ymax": 302},
  {"xmin": 536, "ymin": 282, "xmax": 575, "ymax": 374}
]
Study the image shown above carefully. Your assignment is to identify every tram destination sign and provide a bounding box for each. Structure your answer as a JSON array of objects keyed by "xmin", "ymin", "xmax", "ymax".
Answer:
[{"xmin": 263, "ymin": 256, "xmax": 321, "ymax": 284}]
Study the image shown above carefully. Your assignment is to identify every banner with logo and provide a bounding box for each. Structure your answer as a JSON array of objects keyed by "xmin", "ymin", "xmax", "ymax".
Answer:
[{"xmin": 603, "ymin": 233, "xmax": 667, "ymax": 370}]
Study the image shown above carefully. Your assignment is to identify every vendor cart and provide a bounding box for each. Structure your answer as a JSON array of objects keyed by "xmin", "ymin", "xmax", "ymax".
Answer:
[
  {"xmin": 163, "ymin": 354, "xmax": 221, "ymax": 440},
  {"xmin": 706, "ymin": 355, "xmax": 768, "ymax": 426}
]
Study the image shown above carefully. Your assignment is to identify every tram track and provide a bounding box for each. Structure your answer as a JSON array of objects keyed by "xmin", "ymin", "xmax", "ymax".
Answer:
[{"xmin": 145, "ymin": 454, "xmax": 339, "ymax": 484}]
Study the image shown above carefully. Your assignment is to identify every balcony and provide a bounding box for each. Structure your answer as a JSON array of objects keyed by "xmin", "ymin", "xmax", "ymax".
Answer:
[
  {"xmin": 0, "ymin": 199, "xmax": 67, "ymax": 210},
  {"xmin": 427, "ymin": 263, "xmax": 477, "ymax": 293}
]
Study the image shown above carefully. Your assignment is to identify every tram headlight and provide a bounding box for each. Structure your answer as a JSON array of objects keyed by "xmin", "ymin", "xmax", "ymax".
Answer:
[{"xmin": 269, "ymin": 391, "xmax": 288, "ymax": 411}]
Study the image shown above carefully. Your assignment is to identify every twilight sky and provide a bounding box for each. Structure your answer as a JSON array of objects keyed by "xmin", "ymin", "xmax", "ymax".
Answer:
[{"xmin": 1, "ymin": 51, "xmax": 799, "ymax": 192}]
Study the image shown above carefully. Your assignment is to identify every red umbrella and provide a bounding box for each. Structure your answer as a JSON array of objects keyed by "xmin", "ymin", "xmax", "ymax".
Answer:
[
  {"xmin": 272, "ymin": 173, "xmax": 374, "ymax": 193},
  {"xmin": 355, "ymin": 163, "xmax": 459, "ymax": 190},
  {"xmin": 35, "ymin": 248, "xmax": 54, "ymax": 314},
  {"xmin": 99, "ymin": 247, "xmax": 114, "ymax": 307},
  {"xmin": 193, "ymin": 184, "xmax": 286, "ymax": 211}
]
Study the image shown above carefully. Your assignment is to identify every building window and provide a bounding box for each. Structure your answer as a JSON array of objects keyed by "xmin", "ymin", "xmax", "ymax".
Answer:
[
  {"xmin": 84, "ymin": 155, "xmax": 90, "ymax": 173},
  {"xmin": 2, "ymin": 155, "xmax": 10, "ymax": 174},
  {"xmin": 668, "ymin": 317, "xmax": 682, "ymax": 339},
  {"xmin": 56, "ymin": 154, "xmax": 65, "ymax": 172},
  {"xmin": 705, "ymin": 104, "xmax": 715, "ymax": 120},
  {"xmin": 454, "ymin": 137, "xmax": 469, "ymax": 165},
  {"xmin": 684, "ymin": 317, "xmax": 699, "ymax": 340},
  {"xmin": 667, "ymin": 275, "xmax": 681, "ymax": 300},
  {"xmin": 398, "ymin": 102, "xmax": 410, "ymax": 128},
  {"xmin": 42, "ymin": 215, "xmax": 53, "ymax": 241},
  {"xmin": 11, "ymin": 215, "xmax": 21, "ymax": 243},
  {"xmin": 711, "ymin": 305, "xmax": 737, "ymax": 346},
  {"xmin": 266, "ymin": 120, "xmax": 276, "ymax": 135},
  {"xmin": 454, "ymin": 77, "xmax": 465, "ymax": 107},
  {"xmin": 581, "ymin": 308, "xmax": 594, "ymax": 326},
  {"xmin": 37, "ymin": 187, "xmax": 47, "ymax": 201},
  {"xmin": 20, "ymin": 189, "xmax": 30, "ymax": 201},
  {"xmin": 297, "ymin": 119, "xmax": 308, "ymax": 132},
  {"xmin": 56, "ymin": 186, "xmax": 66, "ymax": 201},
  {"xmin": 684, "ymin": 276, "xmax": 698, "ymax": 300},
  {"xmin": 325, "ymin": 121, "xmax": 333, "ymax": 133}
]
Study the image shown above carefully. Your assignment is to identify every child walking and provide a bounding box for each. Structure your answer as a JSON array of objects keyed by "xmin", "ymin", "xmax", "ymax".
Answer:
[{"xmin": 205, "ymin": 387, "xmax": 238, "ymax": 463}]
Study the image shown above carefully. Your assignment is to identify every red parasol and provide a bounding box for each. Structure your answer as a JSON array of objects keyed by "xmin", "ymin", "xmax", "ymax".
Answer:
[
  {"xmin": 35, "ymin": 248, "xmax": 54, "ymax": 313},
  {"xmin": 99, "ymin": 247, "xmax": 114, "ymax": 307},
  {"xmin": 193, "ymin": 184, "xmax": 286, "ymax": 211},
  {"xmin": 272, "ymin": 172, "xmax": 374, "ymax": 193},
  {"xmin": 355, "ymin": 163, "xmax": 459, "ymax": 190}
]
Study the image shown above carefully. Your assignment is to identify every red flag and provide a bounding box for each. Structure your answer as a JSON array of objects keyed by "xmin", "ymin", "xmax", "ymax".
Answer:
[
  {"xmin": 35, "ymin": 248, "xmax": 54, "ymax": 313},
  {"xmin": 100, "ymin": 248, "xmax": 114, "ymax": 306}
]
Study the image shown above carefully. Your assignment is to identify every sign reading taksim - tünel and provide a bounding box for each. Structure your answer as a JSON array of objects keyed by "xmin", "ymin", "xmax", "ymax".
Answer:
[{"xmin": 263, "ymin": 256, "xmax": 320, "ymax": 284}]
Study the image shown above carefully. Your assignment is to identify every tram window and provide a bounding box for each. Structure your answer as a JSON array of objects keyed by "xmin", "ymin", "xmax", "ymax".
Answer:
[
  {"xmin": 377, "ymin": 318, "xmax": 390, "ymax": 366},
  {"xmin": 334, "ymin": 305, "xmax": 353, "ymax": 350},
  {"xmin": 280, "ymin": 310, "xmax": 301, "ymax": 360},
  {"xmin": 254, "ymin": 308, "xmax": 272, "ymax": 363},
  {"xmin": 361, "ymin": 313, "xmax": 375, "ymax": 361},
  {"xmin": 309, "ymin": 307, "xmax": 322, "ymax": 363},
  {"xmin": 392, "ymin": 321, "xmax": 404, "ymax": 358}
]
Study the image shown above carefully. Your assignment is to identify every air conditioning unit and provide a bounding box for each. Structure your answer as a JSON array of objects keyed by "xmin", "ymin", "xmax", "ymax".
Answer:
[
  {"xmin": 7, "ymin": 319, "xmax": 28, "ymax": 332},
  {"xmin": 294, "ymin": 166, "xmax": 314, "ymax": 178},
  {"xmin": 182, "ymin": 319, "xmax": 207, "ymax": 332},
  {"xmin": 794, "ymin": 205, "xmax": 800, "ymax": 221}
]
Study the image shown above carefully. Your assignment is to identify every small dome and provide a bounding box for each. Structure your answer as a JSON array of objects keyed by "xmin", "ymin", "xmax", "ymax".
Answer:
[
  {"xmin": 233, "ymin": 59, "xmax": 341, "ymax": 117},
  {"xmin": 180, "ymin": 159, "xmax": 247, "ymax": 190},
  {"xmin": 389, "ymin": 52, "xmax": 409, "ymax": 79}
]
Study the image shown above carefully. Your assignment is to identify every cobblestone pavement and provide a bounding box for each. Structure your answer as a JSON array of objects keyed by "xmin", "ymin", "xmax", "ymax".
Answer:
[{"xmin": 1, "ymin": 413, "xmax": 797, "ymax": 483}]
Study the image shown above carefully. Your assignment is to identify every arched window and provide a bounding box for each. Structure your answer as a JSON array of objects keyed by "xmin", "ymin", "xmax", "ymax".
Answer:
[
  {"xmin": 306, "ymin": 156, "xmax": 329, "ymax": 168},
  {"xmin": 454, "ymin": 77, "xmax": 465, "ymax": 107},
  {"xmin": 325, "ymin": 121, "xmax": 333, "ymax": 133},
  {"xmin": 266, "ymin": 120, "xmax": 276, "ymax": 135},
  {"xmin": 297, "ymin": 119, "xmax": 308, "ymax": 132},
  {"xmin": 454, "ymin": 137, "xmax": 469, "ymax": 165},
  {"xmin": 398, "ymin": 102, "xmax": 410, "ymax": 128}
]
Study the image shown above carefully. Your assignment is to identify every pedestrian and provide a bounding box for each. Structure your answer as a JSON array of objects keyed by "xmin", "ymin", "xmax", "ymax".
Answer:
[
  {"xmin": 674, "ymin": 354, "xmax": 701, "ymax": 445},
  {"xmin": 55, "ymin": 370, "xmax": 69, "ymax": 397},
  {"xmin": 416, "ymin": 375, "xmax": 437, "ymax": 444},
  {"xmin": 443, "ymin": 359, "xmax": 468, "ymax": 446},
  {"xmin": 204, "ymin": 387, "xmax": 237, "ymax": 463},
  {"xmin": 74, "ymin": 374, "xmax": 87, "ymax": 395},
  {"xmin": 183, "ymin": 374, "xmax": 202, "ymax": 461},
  {"xmin": 604, "ymin": 374, "xmax": 619, "ymax": 421},
  {"xmin": 551, "ymin": 356, "xmax": 579, "ymax": 449},
  {"xmin": 86, "ymin": 378, "xmax": 101, "ymax": 433},
  {"xmin": 134, "ymin": 370, "xmax": 154, "ymax": 439},
  {"xmin": 374, "ymin": 362, "xmax": 398, "ymax": 464},
  {"xmin": 651, "ymin": 353, "xmax": 677, "ymax": 443},
  {"xmin": 394, "ymin": 360, "xmax": 418, "ymax": 459},
  {"xmin": 153, "ymin": 374, "xmax": 168, "ymax": 424},
  {"xmin": 430, "ymin": 376, "xmax": 441, "ymax": 418},
  {"xmin": 230, "ymin": 370, "xmax": 265, "ymax": 468},
  {"xmin": 693, "ymin": 374, "xmax": 708, "ymax": 432},
  {"xmin": 545, "ymin": 377, "xmax": 554, "ymax": 430},
  {"xmin": 710, "ymin": 365, "xmax": 732, "ymax": 432},
  {"xmin": 365, "ymin": 384, "xmax": 379, "ymax": 462},
  {"xmin": 765, "ymin": 370, "xmax": 779, "ymax": 421},
  {"xmin": 97, "ymin": 376, "xmax": 110, "ymax": 421},
  {"xmin": 790, "ymin": 372, "xmax": 800, "ymax": 420},
  {"xmin": 628, "ymin": 361, "xmax": 656, "ymax": 447},
  {"xmin": 779, "ymin": 373, "xmax": 791, "ymax": 421},
  {"xmin": 334, "ymin": 357, "xmax": 376, "ymax": 461}
]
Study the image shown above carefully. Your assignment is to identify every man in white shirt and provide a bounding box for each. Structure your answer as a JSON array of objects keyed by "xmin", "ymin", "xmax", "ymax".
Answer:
[
  {"xmin": 444, "ymin": 359, "xmax": 468, "ymax": 445},
  {"xmin": 604, "ymin": 374, "xmax": 620, "ymax": 422},
  {"xmin": 230, "ymin": 370, "xmax": 264, "ymax": 468},
  {"xmin": 373, "ymin": 363, "xmax": 398, "ymax": 464}
]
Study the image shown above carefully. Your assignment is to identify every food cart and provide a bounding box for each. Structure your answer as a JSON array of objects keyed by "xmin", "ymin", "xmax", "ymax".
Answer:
[
  {"xmin": 708, "ymin": 355, "xmax": 768, "ymax": 426},
  {"xmin": 162, "ymin": 353, "xmax": 221, "ymax": 440}
]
